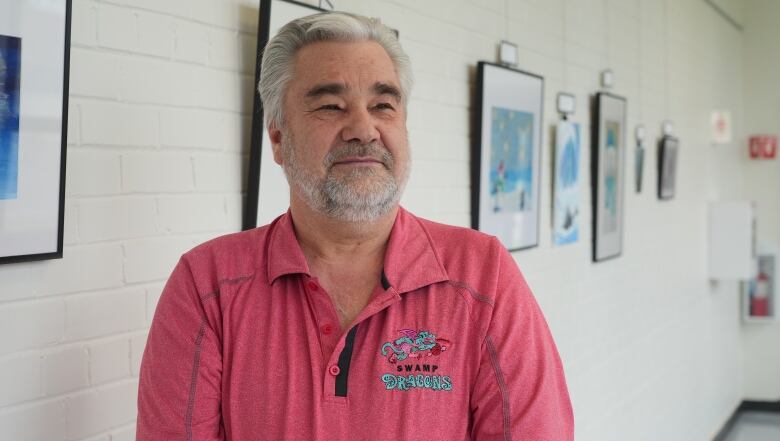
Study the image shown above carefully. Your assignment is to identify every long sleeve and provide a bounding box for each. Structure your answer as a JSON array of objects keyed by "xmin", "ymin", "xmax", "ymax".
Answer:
[
  {"xmin": 137, "ymin": 257, "xmax": 225, "ymax": 441},
  {"xmin": 470, "ymin": 242, "xmax": 574, "ymax": 441}
]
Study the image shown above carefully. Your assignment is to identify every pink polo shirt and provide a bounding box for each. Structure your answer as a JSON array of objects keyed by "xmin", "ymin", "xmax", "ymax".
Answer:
[{"xmin": 137, "ymin": 207, "xmax": 573, "ymax": 440}]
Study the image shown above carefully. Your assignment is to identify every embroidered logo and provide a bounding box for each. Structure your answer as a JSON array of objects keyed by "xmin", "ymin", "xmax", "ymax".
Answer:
[{"xmin": 378, "ymin": 329, "xmax": 452, "ymax": 392}]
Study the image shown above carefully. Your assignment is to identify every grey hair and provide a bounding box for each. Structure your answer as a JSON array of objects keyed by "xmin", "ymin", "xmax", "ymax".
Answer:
[{"xmin": 258, "ymin": 11, "xmax": 413, "ymax": 128}]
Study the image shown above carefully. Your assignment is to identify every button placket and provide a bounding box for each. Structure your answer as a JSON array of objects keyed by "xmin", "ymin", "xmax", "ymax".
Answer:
[
  {"xmin": 310, "ymin": 277, "xmax": 395, "ymax": 400},
  {"xmin": 323, "ymin": 339, "xmax": 343, "ymax": 400},
  {"xmin": 303, "ymin": 276, "xmax": 342, "ymax": 377}
]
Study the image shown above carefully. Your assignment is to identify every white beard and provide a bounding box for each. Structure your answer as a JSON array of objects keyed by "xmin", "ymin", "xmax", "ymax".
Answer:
[{"xmin": 281, "ymin": 133, "xmax": 409, "ymax": 222}]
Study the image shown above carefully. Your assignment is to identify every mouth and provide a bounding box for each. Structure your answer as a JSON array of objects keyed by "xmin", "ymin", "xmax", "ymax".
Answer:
[{"xmin": 332, "ymin": 157, "xmax": 385, "ymax": 167}]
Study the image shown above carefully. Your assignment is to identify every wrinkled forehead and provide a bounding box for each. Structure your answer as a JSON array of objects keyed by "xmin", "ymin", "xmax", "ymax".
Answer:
[{"xmin": 288, "ymin": 40, "xmax": 402, "ymax": 99}]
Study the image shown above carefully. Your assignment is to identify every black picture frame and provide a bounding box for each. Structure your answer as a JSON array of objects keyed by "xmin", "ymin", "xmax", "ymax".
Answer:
[
  {"xmin": 471, "ymin": 61, "xmax": 544, "ymax": 252},
  {"xmin": 0, "ymin": 0, "xmax": 71, "ymax": 264},
  {"xmin": 591, "ymin": 92, "xmax": 627, "ymax": 262},
  {"xmin": 635, "ymin": 142, "xmax": 645, "ymax": 193},
  {"xmin": 244, "ymin": 0, "xmax": 326, "ymax": 231},
  {"xmin": 658, "ymin": 135, "xmax": 679, "ymax": 200}
]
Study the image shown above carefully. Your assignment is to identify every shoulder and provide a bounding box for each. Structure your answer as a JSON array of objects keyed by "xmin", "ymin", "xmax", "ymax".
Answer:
[
  {"xmin": 414, "ymin": 216, "xmax": 500, "ymax": 252},
  {"xmin": 411, "ymin": 214, "xmax": 503, "ymax": 264},
  {"xmin": 176, "ymin": 219, "xmax": 277, "ymax": 294},
  {"xmin": 185, "ymin": 228, "xmax": 265, "ymax": 270},
  {"xmin": 410, "ymin": 213, "xmax": 542, "ymax": 327},
  {"xmin": 406, "ymin": 212, "xmax": 512, "ymax": 296}
]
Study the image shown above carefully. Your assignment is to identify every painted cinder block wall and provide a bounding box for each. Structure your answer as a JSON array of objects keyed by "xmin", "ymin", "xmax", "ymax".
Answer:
[
  {"xmin": 741, "ymin": 0, "xmax": 780, "ymax": 402},
  {"xmin": 0, "ymin": 0, "xmax": 769, "ymax": 440}
]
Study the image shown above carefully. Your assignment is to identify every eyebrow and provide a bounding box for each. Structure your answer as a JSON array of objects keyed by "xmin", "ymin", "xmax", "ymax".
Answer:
[
  {"xmin": 304, "ymin": 83, "xmax": 346, "ymax": 100},
  {"xmin": 373, "ymin": 82, "xmax": 402, "ymax": 101},
  {"xmin": 303, "ymin": 82, "xmax": 402, "ymax": 101}
]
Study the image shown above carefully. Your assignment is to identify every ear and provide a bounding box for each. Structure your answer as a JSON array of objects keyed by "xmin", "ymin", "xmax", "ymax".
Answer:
[{"xmin": 268, "ymin": 124, "xmax": 284, "ymax": 165}]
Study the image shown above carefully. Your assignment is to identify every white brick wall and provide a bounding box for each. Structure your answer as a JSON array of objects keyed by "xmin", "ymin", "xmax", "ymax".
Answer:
[
  {"xmin": 0, "ymin": 400, "xmax": 68, "ymax": 441},
  {"xmin": 0, "ymin": 354, "xmax": 42, "ymax": 407},
  {"xmin": 0, "ymin": 0, "xmax": 255, "ymax": 439},
  {"xmin": 42, "ymin": 348, "xmax": 90, "ymax": 396},
  {"xmin": 89, "ymin": 339, "xmax": 131, "ymax": 385},
  {"xmin": 66, "ymin": 380, "xmax": 138, "ymax": 439},
  {"xmin": 0, "ymin": 0, "xmax": 771, "ymax": 440},
  {"xmin": 64, "ymin": 288, "xmax": 146, "ymax": 341},
  {"xmin": 0, "ymin": 300, "xmax": 66, "ymax": 355}
]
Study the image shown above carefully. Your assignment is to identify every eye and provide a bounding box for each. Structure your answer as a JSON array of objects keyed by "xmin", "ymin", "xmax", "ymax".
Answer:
[
  {"xmin": 373, "ymin": 102, "xmax": 395, "ymax": 111},
  {"xmin": 316, "ymin": 104, "xmax": 343, "ymax": 111}
]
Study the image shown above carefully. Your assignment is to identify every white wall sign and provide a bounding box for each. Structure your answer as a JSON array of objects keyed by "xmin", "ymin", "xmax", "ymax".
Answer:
[{"xmin": 711, "ymin": 110, "xmax": 732, "ymax": 144}]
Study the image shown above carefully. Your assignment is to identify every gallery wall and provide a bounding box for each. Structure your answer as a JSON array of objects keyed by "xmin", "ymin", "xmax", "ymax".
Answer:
[
  {"xmin": 0, "ymin": 0, "xmax": 774, "ymax": 440},
  {"xmin": 0, "ymin": 0, "xmax": 256, "ymax": 439}
]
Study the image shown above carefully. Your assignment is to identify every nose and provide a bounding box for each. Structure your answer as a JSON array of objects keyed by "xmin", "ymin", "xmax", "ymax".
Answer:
[{"xmin": 341, "ymin": 107, "xmax": 380, "ymax": 144}]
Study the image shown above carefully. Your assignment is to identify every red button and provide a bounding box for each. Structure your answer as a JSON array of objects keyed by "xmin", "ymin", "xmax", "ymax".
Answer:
[
  {"xmin": 321, "ymin": 324, "xmax": 333, "ymax": 335},
  {"xmin": 307, "ymin": 281, "xmax": 319, "ymax": 291},
  {"xmin": 329, "ymin": 365, "xmax": 340, "ymax": 376}
]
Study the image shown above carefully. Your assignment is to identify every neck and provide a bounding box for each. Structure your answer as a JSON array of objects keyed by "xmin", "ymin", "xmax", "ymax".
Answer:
[{"xmin": 289, "ymin": 193, "xmax": 398, "ymax": 265}]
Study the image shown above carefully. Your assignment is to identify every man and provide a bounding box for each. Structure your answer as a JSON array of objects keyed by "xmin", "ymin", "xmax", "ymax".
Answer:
[{"xmin": 137, "ymin": 11, "xmax": 573, "ymax": 441}]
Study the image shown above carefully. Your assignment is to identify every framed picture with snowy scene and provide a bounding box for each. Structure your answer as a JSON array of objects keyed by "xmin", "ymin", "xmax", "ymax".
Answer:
[
  {"xmin": 553, "ymin": 121, "xmax": 581, "ymax": 246},
  {"xmin": 471, "ymin": 62, "xmax": 544, "ymax": 251},
  {"xmin": 0, "ymin": 0, "xmax": 71, "ymax": 264}
]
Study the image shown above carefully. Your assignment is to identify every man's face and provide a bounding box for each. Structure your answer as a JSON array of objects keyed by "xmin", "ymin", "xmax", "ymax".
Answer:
[{"xmin": 268, "ymin": 40, "xmax": 410, "ymax": 222}]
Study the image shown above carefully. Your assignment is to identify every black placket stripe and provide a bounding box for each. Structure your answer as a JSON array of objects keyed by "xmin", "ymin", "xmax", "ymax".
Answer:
[{"xmin": 335, "ymin": 325, "xmax": 359, "ymax": 397}]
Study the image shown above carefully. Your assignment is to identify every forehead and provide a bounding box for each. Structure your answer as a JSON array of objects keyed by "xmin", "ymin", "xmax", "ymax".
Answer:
[{"xmin": 289, "ymin": 40, "xmax": 400, "ymax": 93}]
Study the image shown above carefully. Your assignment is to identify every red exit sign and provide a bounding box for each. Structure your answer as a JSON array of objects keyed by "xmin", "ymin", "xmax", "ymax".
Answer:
[{"xmin": 749, "ymin": 135, "xmax": 778, "ymax": 159}]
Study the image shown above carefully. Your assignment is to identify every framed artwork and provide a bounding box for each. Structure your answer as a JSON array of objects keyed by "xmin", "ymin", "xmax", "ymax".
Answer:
[
  {"xmin": 658, "ymin": 135, "xmax": 678, "ymax": 200},
  {"xmin": 0, "ymin": 0, "xmax": 71, "ymax": 264},
  {"xmin": 245, "ymin": 0, "xmax": 327, "ymax": 229},
  {"xmin": 635, "ymin": 144, "xmax": 644, "ymax": 193},
  {"xmin": 635, "ymin": 126, "xmax": 646, "ymax": 193},
  {"xmin": 591, "ymin": 92, "xmax": 626, "ymax": 262},
  {"xmin": 472, "ymin": 62, "xmax": 543, "ymax": 251},
  {"xmin": 553, "ymin": 121, "xmax": 580, "ymax": 246}
]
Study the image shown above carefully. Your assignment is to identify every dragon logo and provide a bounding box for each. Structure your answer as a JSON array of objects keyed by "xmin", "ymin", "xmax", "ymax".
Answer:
[{"xmin": 380, "ymin": 329, "xmax": 450, "ymax": 364}]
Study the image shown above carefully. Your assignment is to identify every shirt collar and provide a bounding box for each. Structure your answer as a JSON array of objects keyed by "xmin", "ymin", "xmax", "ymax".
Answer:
[
  {"xmin": 382, "ymin": 207, "xmax": 449, "ymax": 293},
  {"xmin": 266, "ymin": 207, "xmax": 450, "ymax": 292},
  {"xmin": 267, "ymin": 210, "xmax": 311, "ymax": 282}
]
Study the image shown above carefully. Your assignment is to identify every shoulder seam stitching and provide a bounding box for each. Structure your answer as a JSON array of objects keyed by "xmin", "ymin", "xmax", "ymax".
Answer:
[
  {"xmin": 448, "ymin": 280, "xmax": 494, "ymax": 307},
  {"xmin": 198, "ymin": 274, "xmax": 254, "ymax": 302}
]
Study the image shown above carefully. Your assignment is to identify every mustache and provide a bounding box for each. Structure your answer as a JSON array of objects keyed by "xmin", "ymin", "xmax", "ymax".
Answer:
[{"xmin": 324, "ymin": 142, "xmax": 393, "ymax": 170}]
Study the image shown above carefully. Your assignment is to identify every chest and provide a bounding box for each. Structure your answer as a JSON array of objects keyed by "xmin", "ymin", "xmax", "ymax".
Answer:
[
  {"xmin": 218, "ymin": 279, "xmax": 483, "ymax": 440},
  {"xmin": 316, "ymin": 270, "xmax": 379, "ymax": 329}
]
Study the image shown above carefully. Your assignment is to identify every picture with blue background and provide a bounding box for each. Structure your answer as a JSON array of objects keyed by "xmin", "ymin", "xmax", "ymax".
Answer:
[{"xmin": 0, "ymin": 34, "xmax": 21, "ymax": 200}]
